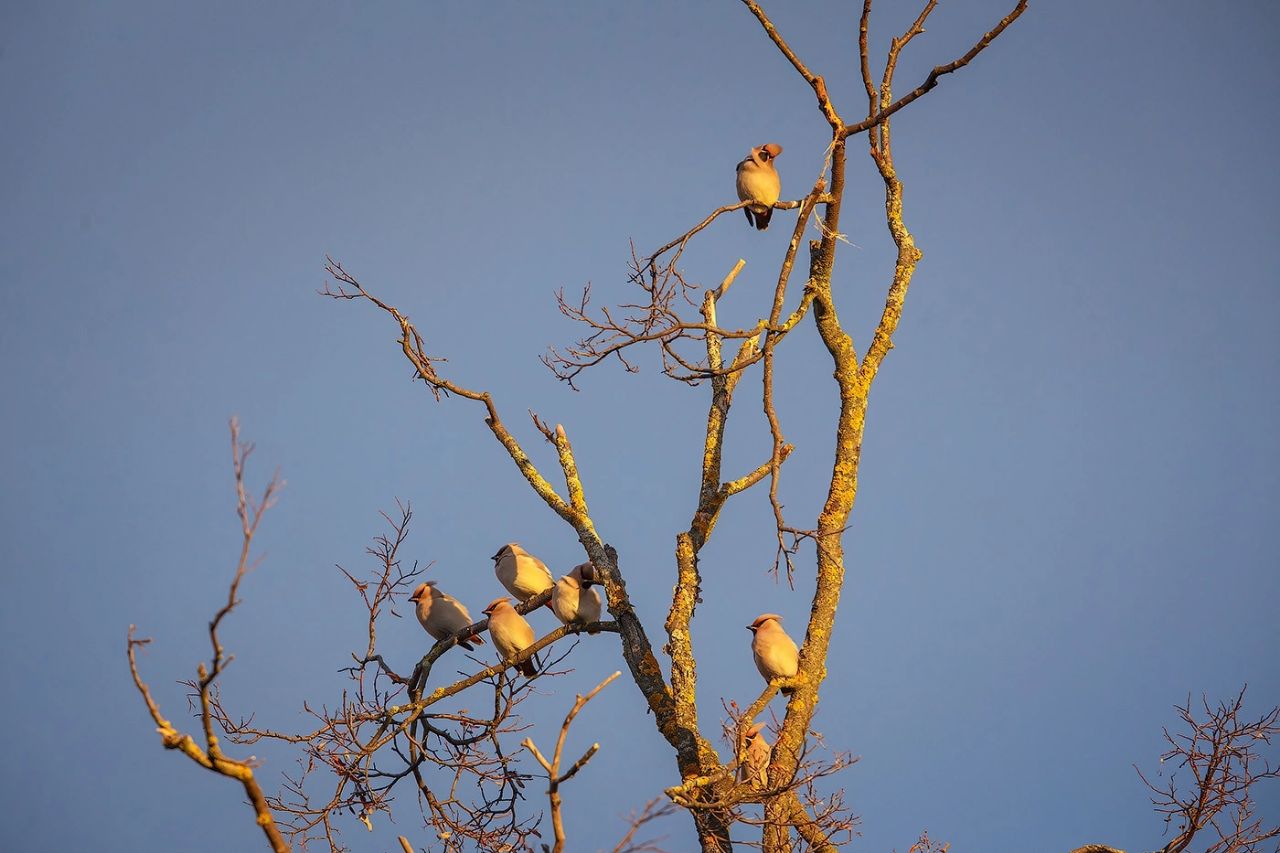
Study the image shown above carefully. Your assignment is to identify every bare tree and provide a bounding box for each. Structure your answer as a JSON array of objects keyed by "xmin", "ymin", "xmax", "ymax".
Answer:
[
  {"xmin": 312, "ymin": 2, "xmax": 1034, "ymax": 846},
  {"xmin": 122, "ymin": 3, "xmax": 1277, "ymax": 852},
  {"xmin": 1137, "ymin": 686, "xmax": 1280, "ymax": 853}
]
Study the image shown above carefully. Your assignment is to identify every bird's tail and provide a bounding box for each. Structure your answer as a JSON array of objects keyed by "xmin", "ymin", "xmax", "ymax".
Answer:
[
  {"xmin": 755, "ymin": 207, "xmax": 773, "ymax": 230},
  {"xmin": 518, "ymin": 656, "xmax": 538, "ymax": 677}
]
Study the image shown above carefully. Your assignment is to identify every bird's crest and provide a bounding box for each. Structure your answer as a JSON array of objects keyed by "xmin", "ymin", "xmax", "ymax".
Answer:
[
  {"xmin": 492, "ymin": 542, "xmax": 524, "ymax": 560},
  {"xmin": 748, "ymin": 613, "xmax": 784, "ymax": 630}
]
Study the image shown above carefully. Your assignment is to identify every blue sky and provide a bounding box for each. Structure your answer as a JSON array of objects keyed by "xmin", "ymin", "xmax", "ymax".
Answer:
[{"xmin": 2, "ymin": 1, "xmax": 1277, "ymax": 851}]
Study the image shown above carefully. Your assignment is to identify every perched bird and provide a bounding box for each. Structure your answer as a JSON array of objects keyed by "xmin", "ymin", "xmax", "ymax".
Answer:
[
  {"xmin": 735, "ymin": 143, "xmax": 783, "ymax": 230},
  {"xmin": 491, "ymin": 543, "xmax": 555, "ymax": 603},
  {"xmin": 482, "ymin": 597, "xmax": 538, "ymax": 677},
  {"xmin": 551, "ymin": 562, "xmax": 602, "ymax": 630},
  {"xmin": 748, "ymin": 613, "xmax": 799, "ymax": 694},
  {"xmin": 741, "ymin": 721, "xmax": 773, "ymax": 788},
  {"xmin": 408, "ymin": 582, "xmax": 485, "ymax": 651}
]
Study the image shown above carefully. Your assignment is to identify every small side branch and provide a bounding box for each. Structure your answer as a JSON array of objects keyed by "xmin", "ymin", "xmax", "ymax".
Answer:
[
  {"xmin": 739, "ymin": 0, "xmax": 842, "ymax": 129},
  {"xmin": 858, "ymin": 0, "xmax": 876, "ymax": 115},
  {"xmin": 646, "ymin": 199, "xmax": 809, "ymax": 269},
  {"xmin": 610, "ymin": 797, "xmax": 681, "ymax": 853},
  {"xmin": 522, "ymin": 671, "xmax": 621, "ymax": 853},
  {"xmin": 339, "ymin": 500, "xmax": 421, "ymax": 681}
]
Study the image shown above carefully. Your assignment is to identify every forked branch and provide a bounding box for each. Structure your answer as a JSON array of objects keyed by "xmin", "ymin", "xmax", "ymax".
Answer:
[
  {"xmin": 126, "ymin": 418, "xmax": 288, "ymax": 853},
  {"xmin": 523, "ymin": 670, "xmax": 621, "ymax": 853}
]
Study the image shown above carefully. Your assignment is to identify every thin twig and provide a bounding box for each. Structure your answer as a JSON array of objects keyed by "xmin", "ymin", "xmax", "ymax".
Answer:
[{"xmin": 522, "ymin": 671, "xmax": 621, "ymax": 853}]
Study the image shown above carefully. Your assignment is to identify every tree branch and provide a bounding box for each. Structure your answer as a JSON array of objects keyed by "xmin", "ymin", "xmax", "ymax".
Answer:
[
  {"xmin": 522, "ymin": 671, "xmax": 621, "ymax": 853},
  {"xmin": 739, "ymin": 0, "xmax": 842, "ymax": 130},
  {"xmin": 840, "ymin": 0, "xmax": 1029, "ymax": 139},
  {"xmin": 126, "ymin": 419, "xmax": 289, "ymax": 853}
]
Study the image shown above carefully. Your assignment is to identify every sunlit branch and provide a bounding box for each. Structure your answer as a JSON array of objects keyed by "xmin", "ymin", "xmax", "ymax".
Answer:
[
  {"xmin": 739, "ymin": 0, "xmax": 842, "ymax": 129},
  {"xmin": 840, "ymin": 0, "xmax": 1029, "ymax": 140},
  {"xmin": 126, "ymin": 419, "xmax": 289, "ymax": 853}
]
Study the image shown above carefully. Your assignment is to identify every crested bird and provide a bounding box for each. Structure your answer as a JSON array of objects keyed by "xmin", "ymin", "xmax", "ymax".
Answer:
[
  {"xmin": 741, "ymin": 721, "xmax": 773, "ymax": 788},
  {"xmin": 735, "ymin": 143, "xmax": 783, "ymax": 230},
  {"xmin": 748, "ymin": 613, "xmax": 799, "ymax": 694},
  {"xmin": 408, "ymin": 581, "xmax": 485, "ymax": 651},
  {"xmin": 551, "ymin": 562, "xmax": 602, "ymax": 630},
  {"xmin": 482, "ymin": 597, "xmax": 538, "ymax": 677},
  {"xmin": 491, "ymin": 543, "xmax": 555, "ymax": 604}
]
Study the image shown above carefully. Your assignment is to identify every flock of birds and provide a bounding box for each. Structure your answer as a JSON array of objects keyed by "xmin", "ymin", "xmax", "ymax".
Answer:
[
  {"xmin": 408, "ymin": 543, "xmax": 602, "ymax": 677},
  {"xmin": 406, "ymin": 143, "xmax": 791, "ymax": 783},
  {"xmin": 409, "ymin": 542, "xmax": 800, "ymax": 691},
  {"xmin": 409, "ymin": 540, "xmax": 799, "ymax": 785}
]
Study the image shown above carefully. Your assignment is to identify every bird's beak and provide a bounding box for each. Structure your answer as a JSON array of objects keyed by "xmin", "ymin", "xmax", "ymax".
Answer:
[{"xmin": 746, "ymin": 625, "xmax": 756, "ymax": 632}]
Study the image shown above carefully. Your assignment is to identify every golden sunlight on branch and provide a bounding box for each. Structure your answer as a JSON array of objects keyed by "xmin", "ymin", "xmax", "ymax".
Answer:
[{"xmin": 126, "ymin": 419, "xmax": 288, "ymax": 853}]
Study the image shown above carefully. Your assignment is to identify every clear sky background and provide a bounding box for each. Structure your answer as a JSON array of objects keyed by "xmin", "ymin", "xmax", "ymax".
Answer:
[{"xmin": 2, "ymin": 2, "xmax": 1277, "ymax": 851}]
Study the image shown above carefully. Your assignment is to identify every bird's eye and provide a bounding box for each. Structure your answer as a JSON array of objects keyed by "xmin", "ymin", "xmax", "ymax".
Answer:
[{"xmin": 760, "ymin": 152, "xmax": 771, "ymax": 161}]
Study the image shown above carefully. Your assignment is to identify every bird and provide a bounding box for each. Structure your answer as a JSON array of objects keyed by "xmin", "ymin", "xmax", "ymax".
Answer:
[
  {"xmin": 491, "ymin": 543, "xmax": 555, "ymax": 604},
  {"xmin": 551, "ymin": 562, "xmax": 602, "ymax": 630},
  {"xmin": 735, "ymin": 143, "xmax": 783, "ymax": 230},
  {"xmin": 482, "ymin": 597, "xmax": 538, "ymax": 677},
  {"xmin": 408, "ymin": 582, "xmax": 486, "ymax": 651},
  {"xmin": 748, "ymin": 613, "xmax": 799, "ymax": 694},
  {"xmin": 741, "ymin": 721, "xmax": 772, "ymax": 788}
]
